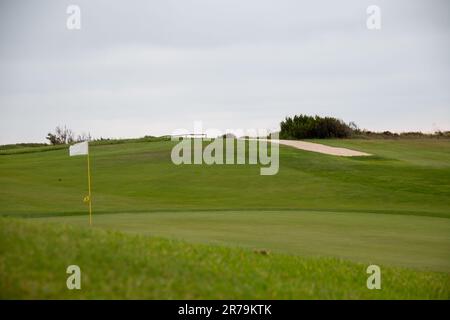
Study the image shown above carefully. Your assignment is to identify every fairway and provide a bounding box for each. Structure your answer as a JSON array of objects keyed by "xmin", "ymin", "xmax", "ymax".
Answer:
[
  {"xmin": 1, "ymin": 139, "xmax": 449, "ymax": 218},
  {"xmin": 1, "ymin": 138, "xmax": 450, "ymax": 299}
]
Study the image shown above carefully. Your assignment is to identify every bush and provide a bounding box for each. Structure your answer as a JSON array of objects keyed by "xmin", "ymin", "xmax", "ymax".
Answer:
[{"xmin": 280, "ymin": 115, "xmax": 353, "ymax": 139}]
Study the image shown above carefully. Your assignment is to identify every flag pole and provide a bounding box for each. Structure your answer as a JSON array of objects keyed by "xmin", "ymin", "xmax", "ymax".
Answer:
[
  {"xmin": 87, "ymin": 148, "xmax": 92, "ymax": 226},
  {"xmin": 69, "ymin": 141, "xmax": 91, "ymax": 225}
]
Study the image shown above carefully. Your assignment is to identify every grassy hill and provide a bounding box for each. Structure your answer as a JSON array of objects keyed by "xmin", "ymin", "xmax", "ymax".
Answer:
[
  {"xmin": 0, "ymin": 138, "xmax": 449, "ymax": 298},
  {"xmin": 0, "ymin": 139, "xmax": 449, "ymax": 217}
]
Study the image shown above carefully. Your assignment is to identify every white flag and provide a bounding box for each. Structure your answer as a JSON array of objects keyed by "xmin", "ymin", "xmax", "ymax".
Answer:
[{"xmin": 69, "ymin": 141, "xmax": 89, "ymax": 156}]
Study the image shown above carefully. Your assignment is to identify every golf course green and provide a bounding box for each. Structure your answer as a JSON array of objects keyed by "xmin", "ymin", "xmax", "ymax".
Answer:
[{"xmin": 1, "ymin": 138, "xmax": 449, "ymax": 298}]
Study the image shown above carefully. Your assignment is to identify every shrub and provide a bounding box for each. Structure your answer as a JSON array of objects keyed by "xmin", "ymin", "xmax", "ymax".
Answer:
[{"xmin": 280, "ymin": 115, "xmax": 353, "ymax": 139}]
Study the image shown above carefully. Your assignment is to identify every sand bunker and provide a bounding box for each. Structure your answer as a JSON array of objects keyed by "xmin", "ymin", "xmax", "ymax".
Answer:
[{"xmin": 251, "ymin": 139, "xmax": 371, "ymax": 157}]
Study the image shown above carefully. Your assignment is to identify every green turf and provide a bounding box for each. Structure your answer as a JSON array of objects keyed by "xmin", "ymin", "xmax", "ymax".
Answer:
[
  {"xmin": 42, "ymin": 210, "xmax": 450, "ymax": 272},
  {"xmin": 1, "ymin": 218, "xmax": 448, "ymax": 299},
  {"xmin": 0, "ymin": 139, "xmax": 449, "ymax": 218},
  {"xmin": 1, "ymin": 138, "xmax": 449, "ymax": 299}
]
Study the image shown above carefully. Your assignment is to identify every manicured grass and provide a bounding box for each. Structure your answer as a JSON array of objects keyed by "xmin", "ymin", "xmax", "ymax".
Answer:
[
  {"xmin": 42, "ymin": 210, "xmax": 450, "ymax": 272},
  {"xmin": 0, "ymin": 138, "xmax": 449, "ymax": 299},
  {"xmin": 1, "ymin": 218, "xmax": 448, "ymax": 299},
  {"xmin": 0, "ymin": 139, "xmax": 449, "ymax": 218},
  {"xmin": 312, "ymin": 138, "xmax": 450, "ymax": 167}
]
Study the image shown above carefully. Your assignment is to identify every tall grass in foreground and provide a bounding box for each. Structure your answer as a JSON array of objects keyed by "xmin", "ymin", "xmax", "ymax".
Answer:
[{"xmin": 0, "ymin": 218, "xmax": 448, "ymax": 299}]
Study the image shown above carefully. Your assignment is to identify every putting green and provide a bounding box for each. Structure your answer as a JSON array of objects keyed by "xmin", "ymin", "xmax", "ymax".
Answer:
[{"xmin": 41, "ymin": 210, "xmax": 450, "ymax": 272}]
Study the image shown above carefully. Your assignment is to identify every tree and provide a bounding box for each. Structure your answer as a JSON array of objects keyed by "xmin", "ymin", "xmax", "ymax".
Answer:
[
  {"xmin": 76, "ymin": 132, "xmax": 92, "ymax": 142},
  {"xmin": 46, "ymin": 133, "xmax": 59, "ymax": 145},
  {"xmin": 46, "ymin": 126, "xmax": 76, "ymax": 145}
]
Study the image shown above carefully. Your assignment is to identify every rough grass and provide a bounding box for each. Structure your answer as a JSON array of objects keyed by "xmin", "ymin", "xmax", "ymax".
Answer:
[{"xmin": 1, "ymin": 218, "xmax": 448, "ymax": 299}]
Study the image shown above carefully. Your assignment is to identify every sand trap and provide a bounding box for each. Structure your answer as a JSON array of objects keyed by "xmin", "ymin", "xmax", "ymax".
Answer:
[{"xmin": 248, "ymin": 139, "xmax": 371, "ymax": 157}]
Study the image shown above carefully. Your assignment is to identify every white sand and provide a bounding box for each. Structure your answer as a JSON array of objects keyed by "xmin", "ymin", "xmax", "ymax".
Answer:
[{"xmin": 249, "ymin": 139, "xmax": 371, "ymax": 157}]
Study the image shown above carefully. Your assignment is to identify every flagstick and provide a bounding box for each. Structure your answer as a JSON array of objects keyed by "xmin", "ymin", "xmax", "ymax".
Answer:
[{"xmin": 87, "ymin": 151, "xmax": 92, "ymax": 226}]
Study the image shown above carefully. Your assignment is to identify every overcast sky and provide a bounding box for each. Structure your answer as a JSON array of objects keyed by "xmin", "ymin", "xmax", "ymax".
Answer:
[{"xmin": 1, "ymin": 0, "xmax": 449, "ymax": 144}]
